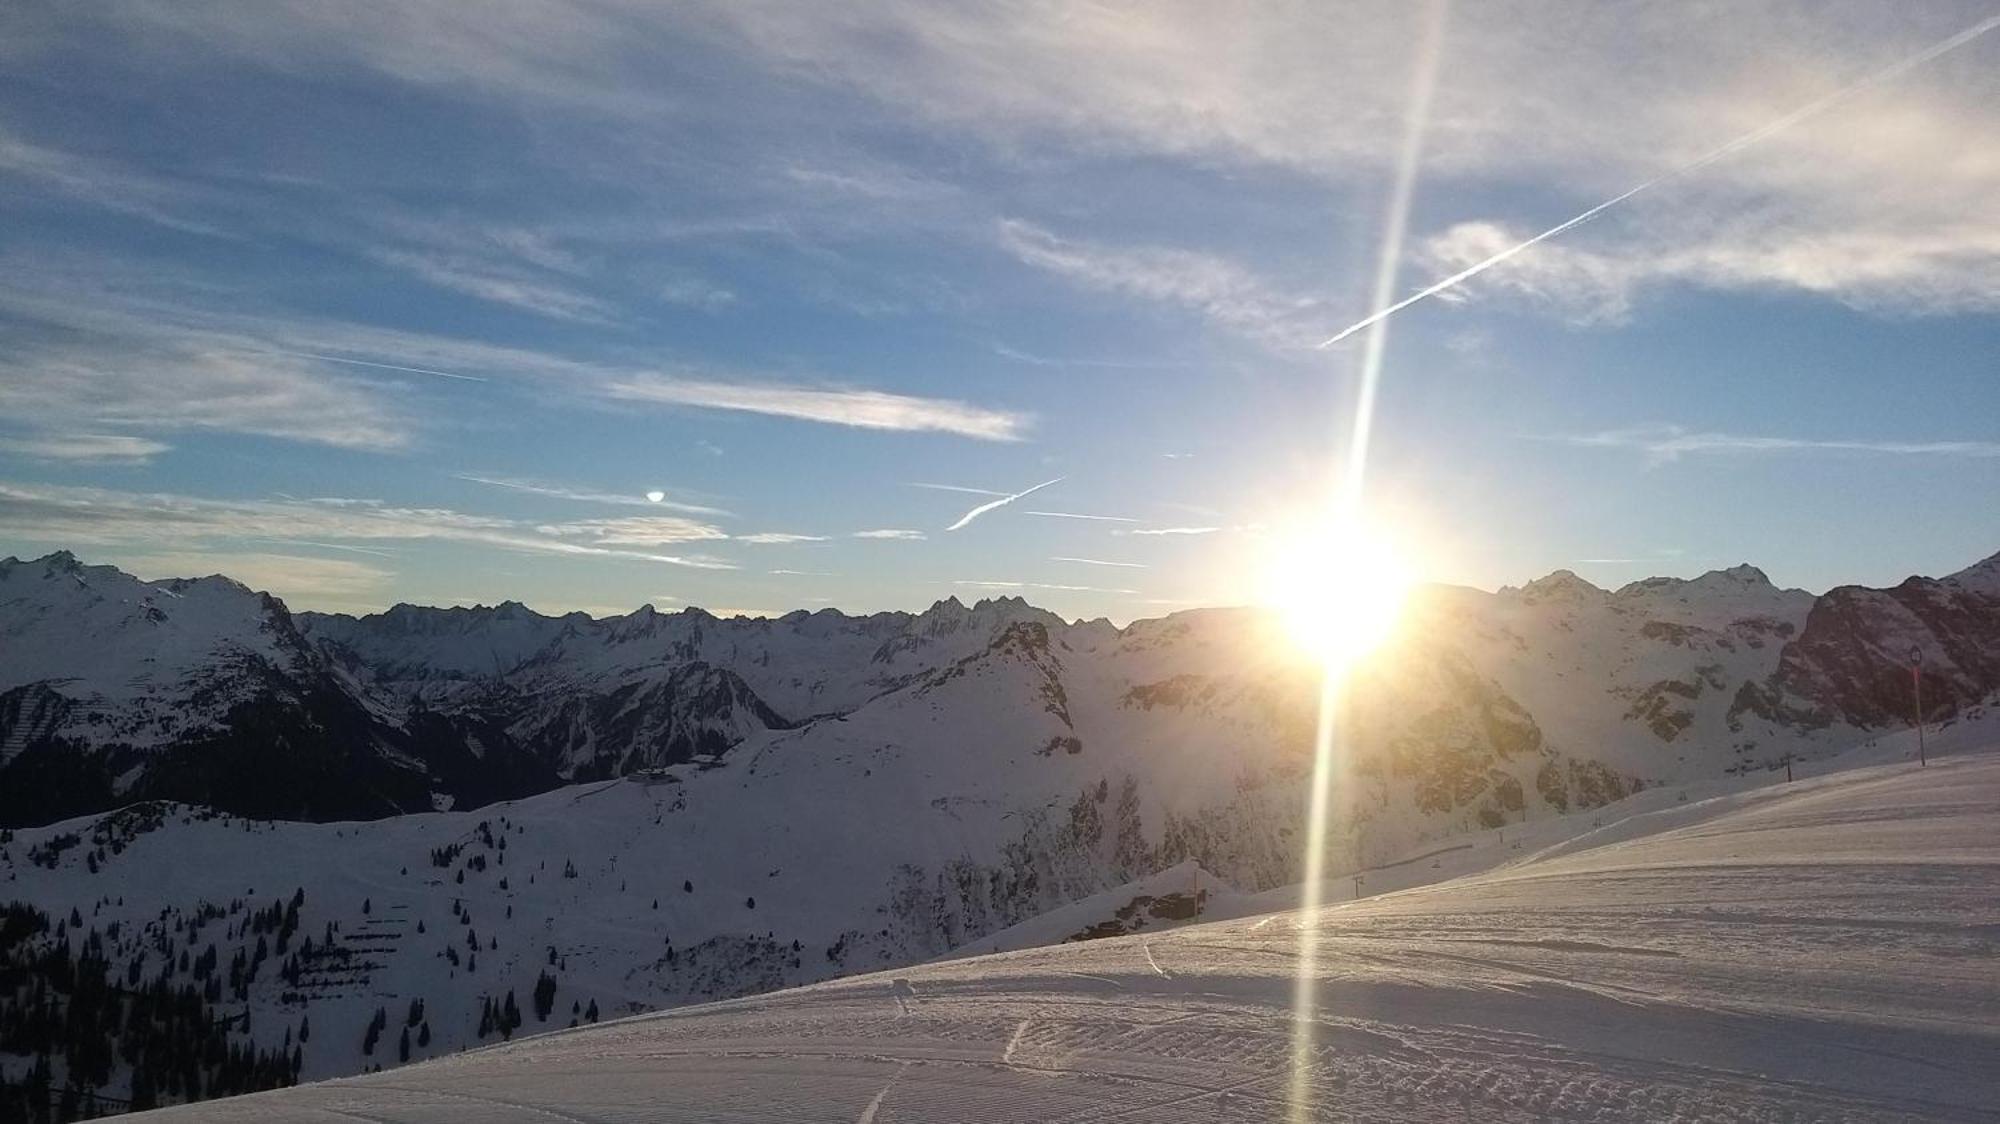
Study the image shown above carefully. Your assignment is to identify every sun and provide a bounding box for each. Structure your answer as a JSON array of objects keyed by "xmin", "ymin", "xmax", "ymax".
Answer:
[{"xmin": 1259, "ymin": 518, "xmax": 1416, "ymax": 668}]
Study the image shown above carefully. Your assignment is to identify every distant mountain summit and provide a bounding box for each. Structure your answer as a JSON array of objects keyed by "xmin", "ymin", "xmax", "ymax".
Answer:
[{"xmin": 4, "ymin": 549, "xmax": 1997, "ymax": 831}]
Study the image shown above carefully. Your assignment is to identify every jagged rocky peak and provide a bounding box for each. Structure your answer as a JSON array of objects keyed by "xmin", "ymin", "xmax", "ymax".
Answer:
[
  {"xmin": 956, "ymin": 595, "xmax": 1065, "ymax": 630},
  {"xmin": 1513, "ymin": 569, "xmax": 1608, "ymax": 605}
]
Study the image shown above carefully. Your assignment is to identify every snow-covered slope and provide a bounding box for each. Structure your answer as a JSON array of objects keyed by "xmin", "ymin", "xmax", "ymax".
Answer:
[
  {"xmin": 6, "ymin": 547, "xmax": 2000, "ymax": 1113},
  {"xmin": 123, "ymin": 743, "xmax": 2000, "ymax": 1122}
]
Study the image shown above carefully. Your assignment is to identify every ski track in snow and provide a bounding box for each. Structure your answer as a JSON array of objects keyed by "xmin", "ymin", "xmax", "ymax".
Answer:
[{"xmin": 126, "ymin": 751, "xmax": 2000, "ymax": 1122}]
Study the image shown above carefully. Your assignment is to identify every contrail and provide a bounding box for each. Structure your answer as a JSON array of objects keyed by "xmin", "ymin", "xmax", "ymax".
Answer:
[
  {"xmin": 1316, "ymin": 10, "xmax": 2000, "ymax": 349},
  {"xmin": 945, "ymin": 476, "xmax": 1063, "ymax": 531},
  {"xmin": 1023, "ymin": 510, "xmax": 1140, "ymax": 523},
  {"xmin": 909, "ymin": 482, "xmax": 1012, "ymax": 497},
  {"xmin": 275, "ymin": 350, "xmax": 488, "ymax": 382}
]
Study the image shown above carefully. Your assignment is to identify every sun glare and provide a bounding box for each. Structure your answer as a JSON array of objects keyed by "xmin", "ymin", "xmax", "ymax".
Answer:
[{"xmin": 1261, "ymin": 519, "xmax": 1415, "ymax": 668}]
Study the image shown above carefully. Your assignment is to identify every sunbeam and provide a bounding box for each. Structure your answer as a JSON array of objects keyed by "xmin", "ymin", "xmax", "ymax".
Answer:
[{"xmin": 1288, "ymin": 1, "xmax": 1447, "ymax": 1119}]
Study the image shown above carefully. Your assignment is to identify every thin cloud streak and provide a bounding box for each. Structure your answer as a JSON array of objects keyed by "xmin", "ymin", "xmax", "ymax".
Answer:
[
  {"xmin": 908, "ymin": 482, "xmax": 1012, "ymax": 497},
  {"xmin": 946, "ymin": 476, "xmax": 1064, "ymax": 531},
  {"xmin": 253, "ymin": 538, "xmax": 401, "ymax": 559},
  {"xmin": 0, "ymin": 480, "xmax": 738, "ymax": 570},
  {"xmin": 1024, "ymin": 510, "xmax": 1140, "ymax": 524},
  {"xmin": 954, "ymin": 579, "xmax": 1141, "ymax": 595},
  {"xmin": 1318, "ymin": 9, "xmax": 2000, "ymax": 347},
  {"xmin": 1554, "ymin": 425, "xmax": 2000, "ymax": 464},
  {"xmin": 852, "ymin": 528, "xmax": 926, "ymax": 540},
  {"xmin": 1119, "ymin": 526, "xmax": 1221, "ymax": 536},
  {"xmin": 0, "ymin": 433, "xmax": 170, "ymax": 463},
  {"xmin": 608, "ymin": 375, "xmax": 1027, "ymax": 440},
  {"xmin": 735, "ymin": 532, "xmax": 830, "ymax": 544},
  {"xmin": 1050, "ymin": 556, "xmax": 1147, "ymax": 569},
  {"xmin": 455, "ymin": 473, "xmax": 730, "ymax": 516},
  {"xmin": 274, "ymin": 351, "xmax": 487, "ymax": 383}
]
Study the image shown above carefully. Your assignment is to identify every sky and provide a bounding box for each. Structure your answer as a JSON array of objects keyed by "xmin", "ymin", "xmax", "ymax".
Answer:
[{"xmin": 1, "ymin": 1, "xmax": 1996, "ymax": 621}]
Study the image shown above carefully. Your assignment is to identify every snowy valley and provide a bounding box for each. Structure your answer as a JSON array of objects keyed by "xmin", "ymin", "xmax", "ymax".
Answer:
[{"xmin": 2, "ymin": 548, "xmax": 1997, "ymax": 1116}]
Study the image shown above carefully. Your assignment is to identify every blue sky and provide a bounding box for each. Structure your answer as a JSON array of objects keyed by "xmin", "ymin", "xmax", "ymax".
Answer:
[{"xmin": 1, "ymin": 1, "xmax": 1996, "ymax": 619}]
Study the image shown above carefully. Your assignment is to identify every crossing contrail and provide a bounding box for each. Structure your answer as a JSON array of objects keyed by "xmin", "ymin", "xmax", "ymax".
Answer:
[
  {"xmin": 945, "ymin": 477, "xmax": 1064, "ymax": 531},
  {"xmin": 274, "ymin": 350, "xmax": 488, "ymax": 382},
  {"xmin": 1316, "ymin": 10, "xmax": 2000, "ymax": 349}
]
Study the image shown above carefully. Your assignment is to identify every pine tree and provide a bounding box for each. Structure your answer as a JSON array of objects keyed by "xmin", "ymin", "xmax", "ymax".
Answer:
[
  {"xmin": 533, "ymin": 970, "xmax": 558, "ymax": 1022},
  {"xmin": 398, "ymin": 1026, "xmax": 411, "ymax": 1063},
  {"xmin": 362, "ymin": 1006, "xmax": 387, "ymax": 1055},
  {"xmin": 501, "ymin": 990, "xmax": 522, "ymax": 1038}
]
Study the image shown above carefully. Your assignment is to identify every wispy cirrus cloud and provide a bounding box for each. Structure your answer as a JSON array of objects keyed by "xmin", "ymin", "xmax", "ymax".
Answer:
[
  {"xmin": 534, "ymin": 515, "xmax": 730, "ymax": 546},
  {"xmin": 1552, "ymin": 425, "xmax": 2000, "ymax": 465},
  {"xmin": 454, "ymin": 473, "xmax": 729, "ymax": 516},
  {"xmin": 0, "ymin": 432, "xmax": 171, "ymax": 464},
  {"xmin": 0, "ymin": 480, "xmax": 738, "ymax": 570},
  {"xmin": 0, "ymin": 127, "xmax": 228, "ymax": 237},
  {"xmin": 606, "ymin": 375, "xmax": 1027, "ymax": 440},
  {"xmin": 852, "ymin": 528, "xmax": 926, "ymax": 540},
  {"xmin": 370, "ymin": 249, "xmax": 615, "ymax": 323},
  {"xmin": 996, "ymin": 220, "xmax": 1320, "ymax": 349},
  {"xmin": 0, "ymin": 343, "xmax": 412, "ymax": 451},
  {"xmin": 1119, "ymin": 526, "xmax": 1221, "ymax": 537}
]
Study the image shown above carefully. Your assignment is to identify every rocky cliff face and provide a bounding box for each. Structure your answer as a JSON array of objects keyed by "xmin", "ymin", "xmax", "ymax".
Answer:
[{"xmin": 1757, "ymin": 553, "xmax": 2000, "ymax": 729}]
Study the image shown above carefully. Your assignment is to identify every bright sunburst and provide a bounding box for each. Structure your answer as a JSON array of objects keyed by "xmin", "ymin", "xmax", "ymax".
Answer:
[{"xmin": 1259, "ymin": 518, "xmax": 1415, "ymax": 669}]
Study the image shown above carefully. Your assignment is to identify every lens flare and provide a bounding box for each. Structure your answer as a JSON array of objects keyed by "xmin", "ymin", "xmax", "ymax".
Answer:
[{"xmin": 1261, "ymin": 521, "xmax": 1414, "ymax": 670}]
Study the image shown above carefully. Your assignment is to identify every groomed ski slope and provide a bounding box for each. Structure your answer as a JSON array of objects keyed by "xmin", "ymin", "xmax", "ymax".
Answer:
[{"xmin": 139, "ymin": 749, "xmax": 1999, "ymax": 1123}]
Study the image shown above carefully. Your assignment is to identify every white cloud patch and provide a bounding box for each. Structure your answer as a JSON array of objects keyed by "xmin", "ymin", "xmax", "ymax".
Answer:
[
  {"xmin": 852, "ymin": 528, "xmax": 926, "ymax": 540},
  {"xmin": 607, "ymin": 375, "xmax": 1027, "ymax": 440},
  {"xmin": 0, "ymin": 432, "xmax": 171, "ymax": 463}
]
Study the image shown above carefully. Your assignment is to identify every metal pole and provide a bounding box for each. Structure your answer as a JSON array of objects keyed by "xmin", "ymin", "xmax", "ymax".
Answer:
[
  {"xmin": 1915, "ymin": 665, "xmax": 1925, "ymax": 767},
  {"xmin": 1910, "ymin": 646, "xmax": 1925, "ymax": 768}
]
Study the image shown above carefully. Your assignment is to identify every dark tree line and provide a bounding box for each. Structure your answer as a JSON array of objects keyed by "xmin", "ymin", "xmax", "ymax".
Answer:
[{"xmin": 0, "ymin": 902, "xmax": 297, "ymax": 1122}]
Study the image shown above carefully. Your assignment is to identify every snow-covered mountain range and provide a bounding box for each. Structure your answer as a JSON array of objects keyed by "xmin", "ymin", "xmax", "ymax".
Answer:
[
  {"xmin": 6, "ymin": 548, "xmax": 1997, "ymax": 834},
  {"xmin": 2, "ymin": 547, "xmax": 1997, "ymax": 1114}
]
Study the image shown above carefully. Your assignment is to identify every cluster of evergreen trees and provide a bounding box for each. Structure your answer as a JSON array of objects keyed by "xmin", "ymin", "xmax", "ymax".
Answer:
[{"xmin": 0, "ymin": 902, "xmax": 297, "ymax": 1121}]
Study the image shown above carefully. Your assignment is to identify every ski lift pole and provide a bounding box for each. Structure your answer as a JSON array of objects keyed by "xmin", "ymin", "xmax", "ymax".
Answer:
[{"xmin": 1910, "ymin": 646, "xmax": 1925, "ymax": 768}]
